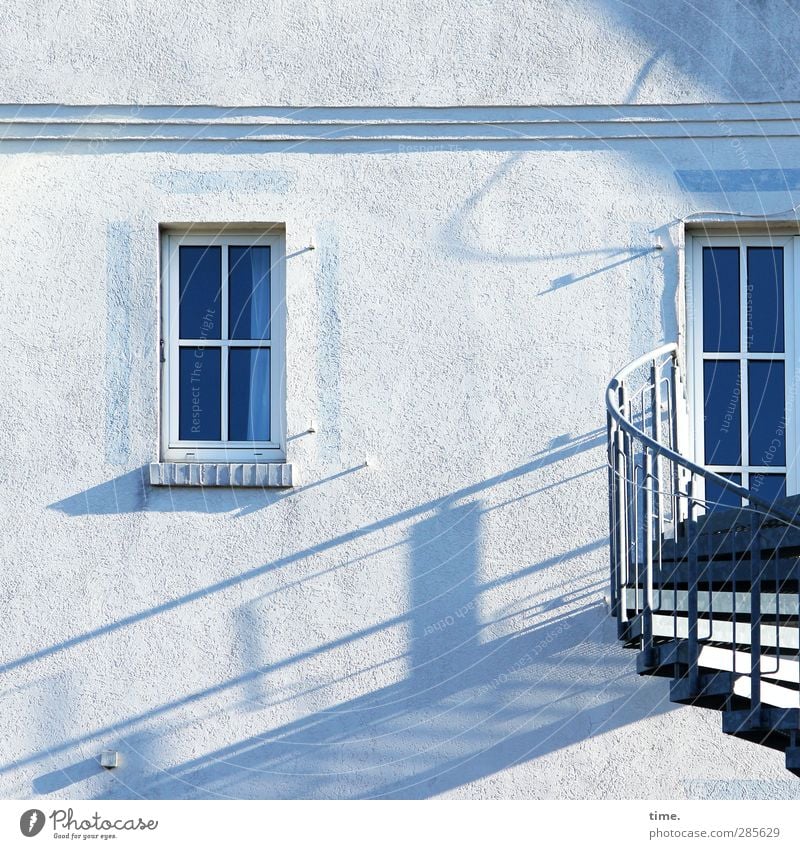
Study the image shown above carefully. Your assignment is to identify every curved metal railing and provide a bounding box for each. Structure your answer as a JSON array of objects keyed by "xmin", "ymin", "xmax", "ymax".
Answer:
[{"xmin": 606, "ymin": 344, "xmax": 800, "ymax": 736}]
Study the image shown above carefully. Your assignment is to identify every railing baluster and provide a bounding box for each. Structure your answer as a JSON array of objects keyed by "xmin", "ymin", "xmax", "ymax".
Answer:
[
  {"xmin": 670, "ymin": 353, "xmax": 681, "ymax": 526},
  {"xmin": 702, "ymin": 509, "xmax": 712, "ymax": 641},
  {"xmin": 650, "ymin": 360, "xmax": 662, "ymax": 537},
  {"xmin": 643, "ymin": 448, "xmax": 654, "ymax": 652},
  {"xmin": 764, "ymin": 525, "xmax": 781, "ymax": 678},
  {"xmin": 665, "ymin": 375, "xmax": 678, "ymax": 539},
  {"xmin": 623, "ymin": 405, "xmax": 638, "ymax": 624},
  {"xmin": 687, "ymin": 477, "xmax": 700, "ymax": 693},
  {"xmin": 607, "ymin": 411, "xmax": 618, "ymax": 617},
  {"xmin": 731, "ymin": 520, "xmax": 738, "ymax": 676},
  {"xmin": 750, "ymin": 510, "xmax": 762, "ymax": 714},
  {"xmin": 633, "ymin": 455, "xmax": 641, "ymax": 617},
  {"xmin": 614, "ymin": 426, "xmax": 628, "ymax": 630}
]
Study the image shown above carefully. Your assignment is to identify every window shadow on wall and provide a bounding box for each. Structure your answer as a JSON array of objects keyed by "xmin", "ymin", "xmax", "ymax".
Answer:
[{"xmin": 47, "ymin": 464, "xmax": 367, "ymax": 516}]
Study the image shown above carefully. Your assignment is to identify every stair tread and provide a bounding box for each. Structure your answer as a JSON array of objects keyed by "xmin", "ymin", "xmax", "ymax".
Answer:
[
  {"xmin": 691, "ymin": 494, "xmax": 800, "ymax": 535},
  {"xmin": 643, "ymin": 559, "xmax": 800, "ymax": 585},
  {"xmin": 628, "ymin": 613, "xmax": 800, "ymax": 650},
  {"xmin": 659, "ymin": 531, "xmax": 800, "ymax": 562},
  {"xmin": 732, "ymin": 677, "xmax": 800, "ymax": 709},
  {"xmin": 625, "ymin": 587, "xmax": 800, "ymax": 616},
  {"xmin": 636, "ymin": 640, "xmax": 800, "ymax": 681},
  {"xmin": 723, "ymin": 706, "xmax": 800, "ymax": 733},
  {"xmin": 670, "ymin": 671, "xmax": 736, "ymax": 707}
]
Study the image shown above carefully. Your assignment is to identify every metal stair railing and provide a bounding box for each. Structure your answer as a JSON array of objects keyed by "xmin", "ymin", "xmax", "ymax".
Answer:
[{"xmin": 606, "ymin": 344, "xmax": 800, "ymax": 768}]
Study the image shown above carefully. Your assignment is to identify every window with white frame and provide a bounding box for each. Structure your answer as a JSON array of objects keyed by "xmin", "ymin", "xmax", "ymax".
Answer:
[
  {"xmin": 160, "ymin": 230, "xmax": 285, "ymax": 462},
  {"xmin": 689, "ymin": 234, "xmax": 798, "ymax": 509}
]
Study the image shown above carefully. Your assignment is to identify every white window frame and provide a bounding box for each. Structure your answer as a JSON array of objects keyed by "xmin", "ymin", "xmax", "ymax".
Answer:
[
  {"xmin": 160, "ymin": 229, "xmax": 286, "ymax": 462},
  {"xmin": 687, "ymin": 233, "xmax": 799, "ymax": 498}
]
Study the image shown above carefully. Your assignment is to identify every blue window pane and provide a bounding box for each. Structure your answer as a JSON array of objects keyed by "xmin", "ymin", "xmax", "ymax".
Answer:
[
  {"xmin": 179, "ymin": 246, "xmax": 221, "ymax": 339},
  {"xmin": 747, "ymin": 247, "xmax": 784, "ymax": 353},
  {"xmin": 179, "ymin": 347, "xmax": 221, "ymax": 440},
  {"xmin": 229, "ymin": 246, "xmax": 271, "ymax": 340},
  {"xmin": 748, "ymin": 360, "xmax": 785, "ymax": 466},
  {"xmin": 229, "ymin": 348, "xmax": 270, "ymax": 441},
  {"xmin": 705, "ymin": 473, "xmax": 742, "ymax": 512},
  {"xmin": 703, "ymin": 361, "xmax": 741, "ymax": 465},
  {"xmin": 703, "ymin": 247, "xmax": 739, "ymax": 353},
  {"xmin": 749, "ymin": 473, "xmax": 786, "ymax": 505}
]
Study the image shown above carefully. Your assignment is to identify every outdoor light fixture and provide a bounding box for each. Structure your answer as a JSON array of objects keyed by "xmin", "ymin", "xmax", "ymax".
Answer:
[{"xmin": 99, "ymin": 751, "xmax": 120, "ymax": 769}]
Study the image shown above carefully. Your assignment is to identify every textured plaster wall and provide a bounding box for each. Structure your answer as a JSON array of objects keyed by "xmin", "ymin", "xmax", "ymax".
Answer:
[
  {"xmin": 1, "ymin": 0, "xmax": 799, "ymax": 106},
  {"xmin": 2, "ymin": 0, "xmax": 800, "ymax": 800}
]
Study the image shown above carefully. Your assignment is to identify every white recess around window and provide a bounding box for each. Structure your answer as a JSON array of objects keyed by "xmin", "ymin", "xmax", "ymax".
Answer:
[
  {"xmin": 160, "ymin": 230, "xmax": 286, "ymax": 462},
  {"xmin": 688, "ymin": 234, "xmax": 799, "ymax": 508}
]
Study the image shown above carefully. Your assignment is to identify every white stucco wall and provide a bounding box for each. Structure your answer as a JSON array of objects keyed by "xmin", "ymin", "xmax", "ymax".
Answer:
[
  {"xmin": 3, "ymin": 0, "xmax": 800, "ymax": 799},
  {"xmin": 3, "ymin": 0, "xmax": 800, "ymax": 106}
]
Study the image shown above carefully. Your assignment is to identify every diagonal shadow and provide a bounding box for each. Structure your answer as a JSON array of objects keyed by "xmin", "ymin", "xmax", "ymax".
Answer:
[
  {"xmin": 6, "ymin": 429, "xmax": 604, "ymax": 679},
  {"xmin": 6, "ymin": 539, "xmax": 605, "ymax": 780},
  {"xmin": 91, "ymin": 605, "xmax": 664, "ymax": 800},
  {"xmin": 30, "ymin": 501, "xmax": 619, "ymax": 799},
  {"xmin": 22, "ymin": 434, "xmax": 639, "ymax": 799}
]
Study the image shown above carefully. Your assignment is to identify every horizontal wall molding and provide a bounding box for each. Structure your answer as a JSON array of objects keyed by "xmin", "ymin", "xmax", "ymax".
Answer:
[{"xmin": 2, "ymin": 101, "xmax": 800, "ymax": 146}]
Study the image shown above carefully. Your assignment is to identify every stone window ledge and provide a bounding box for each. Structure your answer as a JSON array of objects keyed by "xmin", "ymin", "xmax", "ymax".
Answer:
[{"xmin": 149, "ymin": 462, "xmax": 293, "ymax": 488}]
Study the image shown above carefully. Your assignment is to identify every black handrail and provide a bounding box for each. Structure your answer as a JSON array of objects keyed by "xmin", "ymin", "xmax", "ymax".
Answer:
[{"xmin": 606, "ymin": 343, "xmax": 799, "ymax": 528}]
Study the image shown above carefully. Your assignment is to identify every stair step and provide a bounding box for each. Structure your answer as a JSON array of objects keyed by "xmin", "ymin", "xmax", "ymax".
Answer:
[
  {"xmin": 628, "ymin": 612, "xmax": 800, "ymax": 651},
  {"xmin": 682, "ymin": 494, "xmax": 800, "ymax": 537},
  {"xmin": 637, "ymin": 641, "xmax": 800, "ymax": 688},
  {"xmin": 637, "ymin": 642, "xmax": 683, "ymax": 676},
  {"xmin": 731, "ymin": 677, "xmax": 800, "ymax": 710},
  {"xmin": 693, "ymin": 644, "xmax": 799, "ymax": 685},
  {"xmin": 625, "ymin": 588, "xmax": 800, "ymax": 617},
  {"xmin": 723, "ymin": 707, "xmax": 800, "ymax": 741},
  {"xmin": 670, "ymin": 671, "xmax": 735, "ymax": 707},
  {"xmin": 786, "ymin": 747, "xmax": 800, "ymax": 773},
  {"xmin": 660, "ymin": 527, "xmax": 800, "ymax": 561},
  {"xmin": 649, "ymin": 559, "xmax": 800, "ymax": 585}
]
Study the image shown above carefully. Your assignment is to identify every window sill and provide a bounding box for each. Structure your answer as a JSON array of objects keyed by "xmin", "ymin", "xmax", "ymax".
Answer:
[{"xmin": 149, "ymin": 462, "xmax": 293, "ymax": 488}]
